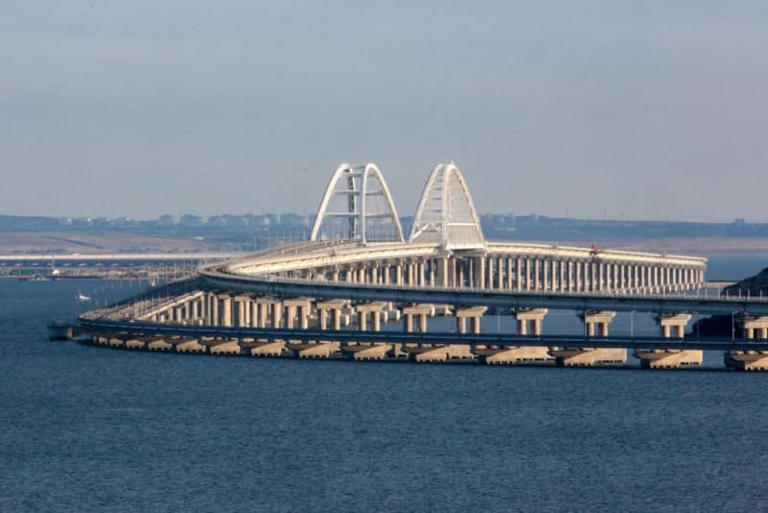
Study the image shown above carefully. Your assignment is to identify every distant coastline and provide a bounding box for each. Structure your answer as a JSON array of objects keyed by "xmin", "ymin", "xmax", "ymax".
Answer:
[{"xmin": 3, "ymin": 212, "xmax": 768, "ymax": 257}]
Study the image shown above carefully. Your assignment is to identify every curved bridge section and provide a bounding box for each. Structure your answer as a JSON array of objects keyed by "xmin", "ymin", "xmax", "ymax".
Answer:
[{"xmin": 223, "ymin": 240, "xmax": 706, "ymax": 296}]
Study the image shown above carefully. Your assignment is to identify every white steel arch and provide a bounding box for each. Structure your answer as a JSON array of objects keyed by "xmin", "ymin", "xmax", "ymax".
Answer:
[
  {"xmin": 310, "ymin": 162, "xmax": 405, "ymax": 244},
  {"xmin": 409, "ymin": 162, "xmax": 485, "ymax": 250}
]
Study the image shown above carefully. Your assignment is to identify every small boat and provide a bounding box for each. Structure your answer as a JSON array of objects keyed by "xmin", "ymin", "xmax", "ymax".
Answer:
[{"xmin": 77, "ymin": 293, "xmax": 92, "ymax": 303}]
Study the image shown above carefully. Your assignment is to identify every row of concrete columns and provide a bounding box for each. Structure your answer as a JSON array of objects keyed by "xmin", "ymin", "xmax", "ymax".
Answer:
[
  {"xmin": 146, "ymin": 292, "xmax": 205, "ymax": 324},
  {"xmin": 320, "ymin": 255, "xmax": 704, "ymax": 294},
  {"xmin": 146, "ymin": 291, "xmax": 714, "ymax": 340},
  {"xmin": 151, "ymin": 292, "xmax": 768, "ymax": 345},
  {"xmin": 196, "ymin": 292, "xmax": 314, "ymax": 330}
]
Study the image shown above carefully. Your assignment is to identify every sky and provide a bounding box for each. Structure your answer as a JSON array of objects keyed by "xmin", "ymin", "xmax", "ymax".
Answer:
[{"xmin": 1, "ymin": 1, "xmax": 767, "ymax": 221}]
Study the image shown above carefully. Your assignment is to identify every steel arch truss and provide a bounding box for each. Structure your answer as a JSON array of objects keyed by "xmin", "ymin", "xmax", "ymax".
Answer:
[
  {"xmin": 310, "ymin": 163, "xmax": 405, "ymax": 244},
  {"xmin": 409, "ymin": 162, "xmax": 485, "ymax": 250}
]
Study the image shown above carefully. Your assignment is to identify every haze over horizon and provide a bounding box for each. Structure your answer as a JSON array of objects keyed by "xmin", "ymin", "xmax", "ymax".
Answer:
[{"xmin": 2, "ymin": 1, "xmax": 767, "ymax": 222}]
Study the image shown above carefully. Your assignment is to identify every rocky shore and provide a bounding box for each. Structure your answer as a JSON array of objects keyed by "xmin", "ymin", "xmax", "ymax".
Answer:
[{"xmin": 695, "ymin": 266, "xmax": 768, "ymax": 336}]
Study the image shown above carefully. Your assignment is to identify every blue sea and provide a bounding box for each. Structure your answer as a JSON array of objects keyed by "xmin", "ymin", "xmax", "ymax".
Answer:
[{"xmin": 3, "ymin": 255, "xmax": 768, "ymax": 512}]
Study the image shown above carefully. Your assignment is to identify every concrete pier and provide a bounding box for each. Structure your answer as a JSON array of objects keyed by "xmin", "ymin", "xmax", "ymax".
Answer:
[
  {"xmin": 176, "ymin": 338, "xmax": 206, "ymax": 353},
  {"xmin": 125, "ymin": 338, "xmax": 146, "ymax": 350},
  {"xmin": 148, "ymin": 338, "xmax": 173, "ymax": 351},
  {"xmin": 208, "ymin": 339, "xmax": 241, "ymax": 355},
  {"xmin": 725, "ymin": 315, "xmax": 768, "ymax": 370},
  {"xmin": 636, "ymin": 314, "xmax": 701, "ymax": 369},
  {"xmin": 293, "ymin": 341, "xmax": 341, "ymax": 359},
  {"xmin": 344, "ymin": 343, "xmax": 393, "ymax": 361},
  {"xmin": 407, "ymin": 344, "xmax": 475, "ymax": 362},
  {"xmin": 551, "ymin": 311, "xmax": 626, "ymax": 367},
  {"xmin": 724, "ymin": 350, "xmax": 768, "ymax": 371},
  {"xmin": 486, "ymin": 308, "xmax": 554, "ymax": 364},
  {"xmin": 249, "ymin": 340, "xmax": 287, "ymax": 357},
  {"xmin": 480, "ymin": 345, "xmax": 554, "ymax": 365}
]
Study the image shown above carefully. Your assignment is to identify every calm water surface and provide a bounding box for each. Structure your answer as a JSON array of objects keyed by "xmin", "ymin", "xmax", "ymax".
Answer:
[{"xmin": 3, "ymin": 266, "xmax": 768, "ymax": 512}]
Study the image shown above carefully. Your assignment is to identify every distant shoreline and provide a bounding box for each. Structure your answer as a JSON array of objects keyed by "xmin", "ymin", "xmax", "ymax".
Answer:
[{"xmin": 2, "ymin": 229, "xmax": 768, "ymax": 258}]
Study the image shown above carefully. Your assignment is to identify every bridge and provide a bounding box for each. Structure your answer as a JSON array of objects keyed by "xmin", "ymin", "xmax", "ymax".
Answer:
[{"xmin": 75, "ymin": 162, "xmax": 768, "ymax": 371}]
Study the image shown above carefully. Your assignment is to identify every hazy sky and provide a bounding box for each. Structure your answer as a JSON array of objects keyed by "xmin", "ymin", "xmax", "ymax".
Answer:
[{"xmin": 2, "ymin": 1, "xmax": 767, "ymax": 221}]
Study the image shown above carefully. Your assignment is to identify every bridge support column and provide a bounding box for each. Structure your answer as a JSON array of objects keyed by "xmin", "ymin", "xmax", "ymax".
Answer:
[
  {"xmin": 514, "ymin": 308, "xmax": 547, "ymax": 336},
  {"xmin": 206, "ymin": 292, "xmax": 219, "ymax": 326},
  {"xmin": 451, "ymin": 306, "xmax": 486, "ymax": 361},
  {"xmin": 584, "ymin": 261, "xmax": 591, "ymax": 292},
  {"xmin": 219, "ymin": 294, "xmax": 232, "ymax": 327},
  {"xmin": 582, "ymin": 310, "xmax": 615, "ymax": 338},
  {"xmin": 552, "ymin": 311, "xmax": 625, "ymax": 367},
  {"xmin": 317, "ymin": 300, "xmax": 346, "ymax": 331},
  {"xmin": 191, "ymin": 298, "xmax": 201, "ymax": 324},
  {"xmin": 233, "ymin": 295, "xmax": 250, "ymax": 327},
  {"xmin": 548, "ymin": 260, "xmax": 556, "ymax": 291},
  {"xmin": 402, "ymin": 304, "xmax": 433, "ymax": 334},
  {"xmin": 486, "ymin": 257, "xmax": 495, "ymax": 290},
  {"xmin": 282, "ymin": 299, "xmax": 344, "ymax": 359},
  {"xmin": 574, "ymin": 261, "xmax": 582, "ymax": 292},
  {"xmin": 456, "ymin": 306, "xmax": 486, "ymax": 335},
  {"xmin": 726, "ymin": 316, "xmax": 768, "ymax": 370},
  {"xmin": 246, "ymin": 299, "xmax": 257, "ymax": 327},
  {"xmin": 283, "ymin": 298, "xmax": 312, "ymax": 329},
  {"xmin": 636, "ymin": 314, "xmax": 700, "ymax": 369},
  {"xmin": 472, "ymin": 256, "xmax": 486, "ymax": 289},
  {"xmin": 356, "ymin": 302, "xmax": 386, "ymax": 332},
  {"xmin": 514, "ymin": 308, "xmax": 547, "ymax": 337},
  {"xmin": 344, "ymin": 302, "xmax": 392, "ymax": 360},
  {"xmin": 271, "ymin": 300, "xmax": 283, "ymax": 328},
  {"xmin": 436, "ymin": 257, "xmax": 449, "ymax": 288},
  {"xmin": 252, "ymin": 298, "xmax": 269, "ymax": 328},
  {"xmin": 620, "ymin": 264, "xmax": 627, "ymax": 291},
  {"xmin": 483, "ymin": 308, "xmax": 553, "ymax": 364}
]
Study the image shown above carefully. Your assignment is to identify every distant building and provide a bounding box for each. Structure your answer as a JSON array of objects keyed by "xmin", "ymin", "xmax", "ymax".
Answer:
[
  {"xmin": 179, "ymin": 215, "xmax": 204, "ymax": 228},
  {"xmin": 157, "ymin": 214, "xmax": 177, "ymax": 227}
]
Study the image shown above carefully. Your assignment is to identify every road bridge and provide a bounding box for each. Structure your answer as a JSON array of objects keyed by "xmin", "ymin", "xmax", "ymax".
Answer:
[{"xmin": 74, "ymin": 161, "xmax": 767, "ymax": 370}]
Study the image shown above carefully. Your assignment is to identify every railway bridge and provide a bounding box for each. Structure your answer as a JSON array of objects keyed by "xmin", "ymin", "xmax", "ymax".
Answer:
[{"xmin": 77, "ymin": 162, "xmax": 768, "ymax": 370}]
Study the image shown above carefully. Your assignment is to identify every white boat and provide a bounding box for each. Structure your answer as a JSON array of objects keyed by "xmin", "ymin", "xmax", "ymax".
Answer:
[{"xmin": 77, "ymin": 293, "xmax": 92, "ymax": 303}]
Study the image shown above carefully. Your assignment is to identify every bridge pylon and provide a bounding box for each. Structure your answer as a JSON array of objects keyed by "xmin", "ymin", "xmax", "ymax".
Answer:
[
  {"xmin": 310, "ymin": 163, "xmax": 404, "ymax": 244},
  {"xmin": 409, "ymin": 162, "xmax": 485, "ymax": 250}
]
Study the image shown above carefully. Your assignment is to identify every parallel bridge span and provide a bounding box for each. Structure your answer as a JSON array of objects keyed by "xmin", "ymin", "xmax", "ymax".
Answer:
[
  {"xmin": 78, "ymin": 319, "xmax": 768, "ymax": 352},
  {"xmin": 198, "ymin": 269, "xmax": 768, "ymax": 316}
]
